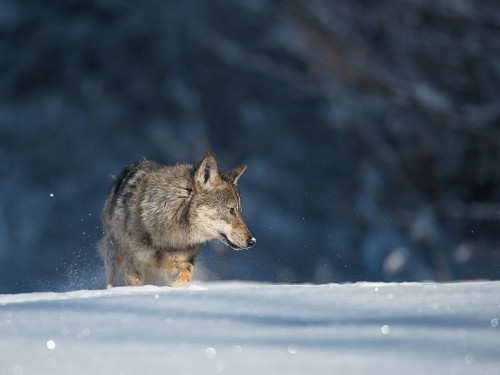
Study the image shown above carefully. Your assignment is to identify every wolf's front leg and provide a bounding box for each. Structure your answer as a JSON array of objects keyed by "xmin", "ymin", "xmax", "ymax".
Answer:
[{"xmin": 168, "ymin": 260, "xmax": 195, "ymax": 287}]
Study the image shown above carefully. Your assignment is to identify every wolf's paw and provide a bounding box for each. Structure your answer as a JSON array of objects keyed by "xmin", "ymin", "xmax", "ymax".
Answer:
[
  {"xmin": 172, "ymin": 272, "xmax": 192, "ymax": 287},
  {"xmin": 125, "ymin": 274, "xmax": 145, "ymax": 287},
  {"xmin": 172, "ymin": 280, "xmax": 191, "ymax": 287}
]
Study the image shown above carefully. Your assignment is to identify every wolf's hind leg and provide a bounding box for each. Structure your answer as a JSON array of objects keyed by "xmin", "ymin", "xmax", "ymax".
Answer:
[
  {"xmin": 99, "ymin": 237, "xmax": 124, "ymax": 289},
  {"xmin": 169, "ymin": 260, "xmax": 195, "ymax": 287},
  {"xmin": 124, "ymin": 257, "xmax": 146, "ymax": 286}
]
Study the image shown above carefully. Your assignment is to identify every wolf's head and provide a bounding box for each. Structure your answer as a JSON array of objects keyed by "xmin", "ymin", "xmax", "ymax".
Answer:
[{"xmin": 190, "ymin": 152, "xmax": 256, "ymax": 250}]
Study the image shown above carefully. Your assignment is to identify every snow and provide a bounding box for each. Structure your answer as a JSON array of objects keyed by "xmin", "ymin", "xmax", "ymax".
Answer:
[{"xmin": 1, "ymin": 282, "xmax": 499, "ymax": 375}]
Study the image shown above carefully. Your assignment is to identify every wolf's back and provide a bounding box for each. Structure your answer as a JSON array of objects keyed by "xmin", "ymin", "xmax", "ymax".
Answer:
[{"xmin": 102, "ymin": 160, "xmax": 162, "ymax": 227}]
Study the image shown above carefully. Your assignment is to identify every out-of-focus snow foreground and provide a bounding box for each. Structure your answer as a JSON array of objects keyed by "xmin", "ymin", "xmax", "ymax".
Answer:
[{"xmin": 1, "ymin": 282, "xmax": 499, "ymax": 375}]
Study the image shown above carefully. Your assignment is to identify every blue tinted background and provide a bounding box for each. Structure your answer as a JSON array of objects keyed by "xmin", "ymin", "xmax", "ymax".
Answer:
[{"xmin": 1, "ymin": 1, "xmax": 499, "ymax": 292}]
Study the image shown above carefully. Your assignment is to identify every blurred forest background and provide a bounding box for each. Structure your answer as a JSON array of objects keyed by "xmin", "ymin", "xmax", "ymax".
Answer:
[{"xmin": 1, "ymin": 0, "xmax": 500, "ymax": 293}]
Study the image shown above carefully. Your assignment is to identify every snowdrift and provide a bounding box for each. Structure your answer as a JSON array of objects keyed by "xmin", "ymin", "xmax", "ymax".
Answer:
[{"xmin": 1, "ymin": 282, "xmax": 499, "ymax": 374}]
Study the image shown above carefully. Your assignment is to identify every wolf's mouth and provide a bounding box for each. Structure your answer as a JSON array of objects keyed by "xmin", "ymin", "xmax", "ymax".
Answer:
[{"xmin": 219, "ymin": 233, "xmax": 242, "ymax": 250}]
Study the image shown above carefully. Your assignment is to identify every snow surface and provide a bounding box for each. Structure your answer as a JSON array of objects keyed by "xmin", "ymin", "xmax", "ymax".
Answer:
[{"xmin": 1, "ymin": 282, "xmax": 499, "ymax": 375}]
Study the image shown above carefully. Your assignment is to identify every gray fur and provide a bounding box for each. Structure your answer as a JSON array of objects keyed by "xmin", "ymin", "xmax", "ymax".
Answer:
[{"xmin": 99, "ymin": 152, "xmax": 255, "ymax": 288}]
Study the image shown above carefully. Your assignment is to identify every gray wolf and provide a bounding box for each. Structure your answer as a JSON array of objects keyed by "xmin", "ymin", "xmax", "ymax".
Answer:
[{"xmin": 98, "ymin": 152, "xmax": 256, "ymax": 288}]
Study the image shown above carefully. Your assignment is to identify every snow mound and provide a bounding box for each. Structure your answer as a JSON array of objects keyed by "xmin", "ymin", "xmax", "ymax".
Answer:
[{"xmin": 1, "ymin": 282, "xmax": 499, "ymax": 374}]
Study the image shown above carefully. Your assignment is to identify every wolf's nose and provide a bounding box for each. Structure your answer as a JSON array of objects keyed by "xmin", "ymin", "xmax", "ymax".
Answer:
[{"xmin": 247, "ymin": 237, "xmax": 256, "ymax": 248}]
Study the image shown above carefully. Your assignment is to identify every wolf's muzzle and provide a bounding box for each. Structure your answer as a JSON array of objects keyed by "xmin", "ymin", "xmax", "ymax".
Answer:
[{"xmin": 219, "ymin": 233, "xmax": 256, "ymax": 250}]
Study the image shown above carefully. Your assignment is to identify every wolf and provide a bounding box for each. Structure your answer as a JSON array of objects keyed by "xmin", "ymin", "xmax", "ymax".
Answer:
[{"xmin": 98, "ymin": 152, "xmax": 256, "ymax": 288}]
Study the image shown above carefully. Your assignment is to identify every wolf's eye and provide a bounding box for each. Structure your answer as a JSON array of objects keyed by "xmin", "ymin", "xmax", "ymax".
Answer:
[{"xmin": 228, "ymin": 207, "xmax": 236, "ymax": 216}]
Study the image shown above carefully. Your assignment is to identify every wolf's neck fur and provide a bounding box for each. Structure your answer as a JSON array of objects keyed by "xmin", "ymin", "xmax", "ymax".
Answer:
[{"xmin": 140, "ymin": 163, "xmax": 207, "ymax": 249}]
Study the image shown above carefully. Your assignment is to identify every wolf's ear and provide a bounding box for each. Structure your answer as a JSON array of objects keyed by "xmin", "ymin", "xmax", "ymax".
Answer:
[
  {"xmin": 195, "ymin": 152, "xmax": 219, "ymax": 189},
  {"xmin": 225, "ymin": 165, "xmax": 247, "ymax": 185}
]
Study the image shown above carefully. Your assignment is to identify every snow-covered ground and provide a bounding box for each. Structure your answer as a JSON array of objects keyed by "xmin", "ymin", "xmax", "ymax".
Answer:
[{"xmin": 1, "ymin": 282, "xmax": 499, "ymax": 375}]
